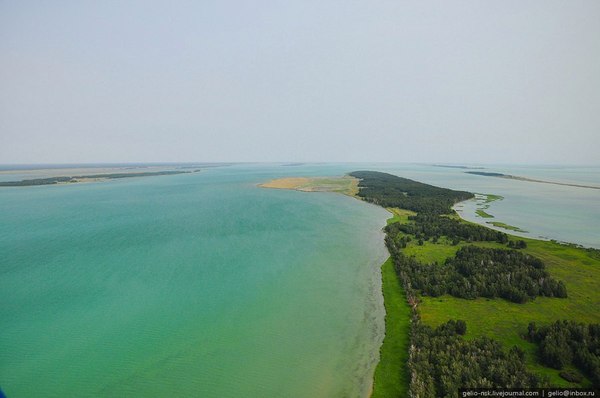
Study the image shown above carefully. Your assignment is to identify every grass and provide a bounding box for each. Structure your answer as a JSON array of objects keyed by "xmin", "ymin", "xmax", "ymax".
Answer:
[
  {"xmin": 472, "ymin": 193, "xmax": 502, "ymax": 219},
  {"xmin": 303, "ymin": 176, "xmax": 359, "ymax": 195},
  {"xmin": 404, "ymin": 239, "xmax": 460, "ymax": 264},
  {"xmin": 487, "ymin": 221, "xmax": 528, "ymax": 233},
  {"xmin": 403, "ymin": 239, "xmax": 505, "ymax": 264},
  {"xmin": 386, "ymin": 207, "xmax": 416, "ymax": 225},
  {"xmin": 260, "ymin": 175, "xmax": 359, "ymax": 195},
  {"xmin": 371, "ymin": 257, "xmax": 411, "ymax": 398},
  {"xmin": 482, "ymin": 193, "xmax": 504, "ymax": 203},
  {"xmin": 416, "ymin": 236, "xmax": 600, "ymax": 387},
  {"xmin": 264, "ymin": 175, "xmax": 598, "ymax": 389},
  {"xmin": 475, "ymin": 209, "xmax": 494, "ymax": 218},
  {"xmin": 380, "ymin": 207, "xmax": 600, "ymax": 388}
]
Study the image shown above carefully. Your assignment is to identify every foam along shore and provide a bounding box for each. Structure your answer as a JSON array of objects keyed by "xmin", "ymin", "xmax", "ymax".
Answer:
[
  {"xmin": 0, "ymin": 169, "xmax": 200, "ymax": 187},
  {"xmin": 259, "ymin": 175, "xmax": 359, "ymax": 196}
]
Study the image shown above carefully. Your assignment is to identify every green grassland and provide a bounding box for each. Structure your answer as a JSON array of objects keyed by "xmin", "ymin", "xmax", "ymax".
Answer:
[
  {"xmin": 260, "ymin": 175, "xmax": 359, "ymax": 196},
  {"xmin": 398, "ymin": 223, "xmax": 600, "ymax": 386},
  {"xmin": 371, "ymin": 257, "xmax": 411, "ymax": 398},
  {"xmin": 351, "ymin": 173, "xmax": 598, "ymax": 394},
  {"xmin": 487, "ymin": 221, "xmax": 528, "ymax": 232},
  {"xmin": 473, "ymin": 193, "xmax": 503, "ymax": 218},
  {"xmin": 475, "ymin": 209, "xmax": 494, "ymax": 218},
  {"xmin": 385, "ymin": 207, "xmax": 416, "ymax": 225},
  {"xmin": 481, "ymin": 193, "xmax": 504, "ymax": 203},
  {"xmin": 403, "ymin": 238, "xmax": 506, "ymax": 264},
  {"xmin": 304, "ymin": 176, "xmax": 360, "ymax": 195}
]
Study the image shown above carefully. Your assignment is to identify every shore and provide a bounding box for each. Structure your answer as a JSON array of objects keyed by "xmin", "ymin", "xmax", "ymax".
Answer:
[
  {"xmin": 466, "ymin": 171, "xmax": 600, "ymax": 190},
  {"xmin": 260, "ymin": 175, "xmax": 390, "ymax": 398},
  {"xmin": 259, "ymin": 175, "xmax": 359, "ymax": 196},
  {"xmin": 453, "ymin": 194, "xmax": 531, "ymax": 236},
  {"xmin": 262, "ymin": 172, "xmax": 600, "ymax": 393},
  {"xmin": 369, "ymin": 256, "xmax": 410, "ymax": 398},
  {"xmin": 0, "ymin": 169, "xmax": 199, "ymax": 187}
]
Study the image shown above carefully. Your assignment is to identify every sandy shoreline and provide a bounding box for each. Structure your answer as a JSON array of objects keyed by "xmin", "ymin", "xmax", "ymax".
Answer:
[{"xmin": 259, "ymin": 175, "xmax": 359, "ymax": 195}]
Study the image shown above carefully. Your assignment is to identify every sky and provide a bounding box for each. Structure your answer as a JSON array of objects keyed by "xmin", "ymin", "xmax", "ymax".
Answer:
[{"xmin": 1, "ymin": 1, "xmax": 599, "ymax": 164}]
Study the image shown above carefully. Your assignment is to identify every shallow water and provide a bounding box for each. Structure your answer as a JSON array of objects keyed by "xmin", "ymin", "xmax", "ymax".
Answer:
[
  {"xmin": 0, "ymin": 165, "xmax": 389, "ymax": 397},
  {"xmin": 350, "ymin": 163, "xmax": 600, "ymax": 248}
]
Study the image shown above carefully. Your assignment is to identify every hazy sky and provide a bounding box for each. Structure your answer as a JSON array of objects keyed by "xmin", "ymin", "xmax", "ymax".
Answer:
[{"xmin": 1, "ymin": 1, "xmax": 599, "ymax": 164}]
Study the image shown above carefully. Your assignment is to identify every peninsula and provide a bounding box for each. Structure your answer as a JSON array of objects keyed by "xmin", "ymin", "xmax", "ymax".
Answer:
[
  {"xmin": 262, "ymin": 171, "xmax": 600, "ymax": 394},
  {"xmin": 466, "ymin": 171, "xmax": 600, "ymax": 190},
  {"xmin": 0, "ymin": 170, "xmax": 199, "ymax": 187}
]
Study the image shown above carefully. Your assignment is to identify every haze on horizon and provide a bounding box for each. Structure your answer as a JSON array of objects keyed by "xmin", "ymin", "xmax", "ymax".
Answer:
[{"xmin": 1, "ymin": 1, "xmax": 599, "ymax": 165}]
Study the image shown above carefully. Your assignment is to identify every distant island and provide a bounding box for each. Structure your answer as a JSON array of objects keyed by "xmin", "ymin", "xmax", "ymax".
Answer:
[
  {"xmin": 466, "ymin": 171, "xmax": 600, "ymax": 190},
  {"xmin": 281, "ymin": 162, "xmax": 306, "ymax": 167},
  {"xmin": 432, "ymin": 164, "xmax": 485, "ymax": 169},
  {"xmin": 0, "ymin": 170, "xmax": 199, "ymax": 187}
]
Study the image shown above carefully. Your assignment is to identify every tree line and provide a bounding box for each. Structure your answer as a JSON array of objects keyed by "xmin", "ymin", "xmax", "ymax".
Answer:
[
  {"xmin": 528, "ymin": 320, "xmax": 600, "ymax": 386},
  {"xmin": 409, "ymin": 320, "xmax": 543, "ymax": 397},
  {"xmin": 387, "ymin": 244, "xmax": 566, "ymax": 303},
  {"xmin": 350, "ymin": 170, "xmax": 580, "ymax": 392},
  {"xmin": 350, "ymin": 171, "xmax": 474, "ymax": 215},
  {"xmin": 387, "ymin": 213, "xmax": 508, "ymax": 244}
]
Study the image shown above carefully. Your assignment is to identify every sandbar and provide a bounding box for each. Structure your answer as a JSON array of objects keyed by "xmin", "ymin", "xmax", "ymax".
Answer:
[{"xmin": 259, "ymin": 175, "xmax": 359, "ymax": 196}]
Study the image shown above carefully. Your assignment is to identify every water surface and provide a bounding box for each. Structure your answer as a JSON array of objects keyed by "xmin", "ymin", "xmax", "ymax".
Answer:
[{"xmin": 1, "ymin": 165, "xmax": 389, "ymax": 397}]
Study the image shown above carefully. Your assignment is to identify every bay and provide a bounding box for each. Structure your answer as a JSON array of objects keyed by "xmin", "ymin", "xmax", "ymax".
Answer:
[{"xmin": 0, "ymin": 165, "xmax": 389, "ymax": 397}]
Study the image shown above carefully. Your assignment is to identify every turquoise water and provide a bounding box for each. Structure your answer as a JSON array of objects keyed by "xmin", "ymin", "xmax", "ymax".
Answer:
[
  {"xmin": 0, "ymin": 165, "xmax": 389, "ymax": 397},
  {"xmin": 354, "ymin": 164, "xmax": 600, "ymax": 249},
  {"xmin": 1, "ymin": 163, "xmax": 598, "ymax": 397}
]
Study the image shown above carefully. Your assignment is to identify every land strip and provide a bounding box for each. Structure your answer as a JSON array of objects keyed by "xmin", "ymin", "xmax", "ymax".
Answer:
[
  {"xmin": 259, "ymin": 175, "xmax": 359, "ymax": 196},
  {"xmin": 486, "ymin": 221, "xmax": 528, "ymax": 233},
  {"xmin": 352, "ymin": 171, "xmax": 600, "ymax": 392},
  {"xmin": 370, "ymin": 257, "xmax": 410, "ymax": 398},
  {"xmin": 0, "ymin": 170, "xmax": 199, "ymax": 187},
  {"xmin": 466, "ymin": 171, "xmax": 600, "ymax": 190},
  {"xmin": 261, "ymin": 171, "xmax": 600, "ymax": 393}
]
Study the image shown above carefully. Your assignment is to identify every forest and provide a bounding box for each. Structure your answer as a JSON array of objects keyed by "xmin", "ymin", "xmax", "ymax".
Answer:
[
  {"xmin": 386, "ymin": 213, "xmax": 508, "ymax": 244},
  {"xmin": 409, "ymin": 320, "xmax": 543, "ymax": 397},
  {"xmin": 349, "ymin": 171, "xmax": 474, "ymax": 215},
  {"xmin": 528, "ymin": 321, "xmax": 600, "ymax": 386},
  {"xmin": 352, "ymin": 171, "xmax": 596, "ymax": 394},
  {"xmin": 388, "ymin": 245, "xmax": 567, "ymax": 303},
  {"xmin": 0, "ymin": 170, "xmax": 194, "ymax": 186}
]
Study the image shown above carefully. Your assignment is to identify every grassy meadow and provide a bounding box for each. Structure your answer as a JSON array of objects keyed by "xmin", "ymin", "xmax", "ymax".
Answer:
[
  {"xmin": 371, "ymin": 257, "xmax": 411, "ymax": 398},
  {"xmin": 393, "ymin": 212, "xmax": 600, "ymax": 387}
]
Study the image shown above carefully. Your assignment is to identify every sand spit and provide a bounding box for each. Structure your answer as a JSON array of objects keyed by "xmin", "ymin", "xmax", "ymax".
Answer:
[{"xmin": 259, "ymin": 176, "xmax": 359, "ymax": 196}]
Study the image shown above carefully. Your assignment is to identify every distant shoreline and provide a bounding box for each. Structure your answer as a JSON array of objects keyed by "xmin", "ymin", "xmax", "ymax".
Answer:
[
  {"xmin": 432, "ymin": 164, "xmax": 485, "ymax": 170},
  {"xmin": 466, "ymin": 171, "xmax": 600, "ymax": 190},
  {"xmin": 0, "ymin": 169, "xmax": 200, "ymax": 187}
]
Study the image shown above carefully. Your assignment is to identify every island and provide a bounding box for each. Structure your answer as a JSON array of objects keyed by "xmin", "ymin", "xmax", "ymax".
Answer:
[
  {"xmin": 432, "ymin": 164, "xmax": 485, "ymax": 170},
  {"xmin": 262, "ymin": 171, "xmax": 600, "ymax": 394},
  {"xmin": 0, "ymin": 170, "xmax": 200, "ymax": 187},
  {"xmin": 466, "ymin": 171, "xmax": 600, "ymax": 190}
]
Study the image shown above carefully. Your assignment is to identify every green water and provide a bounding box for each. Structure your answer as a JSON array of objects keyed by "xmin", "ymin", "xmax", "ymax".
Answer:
[{"xmin": 0, "ymin": 166, "xmax": 390, "ymax": 397}]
